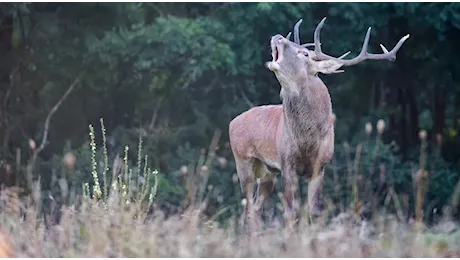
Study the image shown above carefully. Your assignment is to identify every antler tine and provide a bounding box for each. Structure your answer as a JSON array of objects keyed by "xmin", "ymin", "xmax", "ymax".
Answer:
[
  {"xmin": 380, "ymin": 44, "xmax": 389, "ymax": 53},
  {"xmin": 359, "ymin": 27, "xmax": 372, "ymax": 57},
  {"xmin": 314, "ymin": 17, "xmax": 356, "ymax": 61},
  {"xmin": 312, "ymin": 17, "xmax": 410, "ymax": 66},
  {"xmin": 301, "ymin": 43, "xmax": 316, "ymax": 48},
  {"xmin": 337, "ymin": 27, "xmax": 371, "ymax": 65},
  {"xmin": 338, "ymin": 51, "xmax": 351, "ymax": 59},
  {"xmin": 365, "ymin": 34, "xmax": 410, "ymax": 61},
  {"xmin": 290, "ymin": 19, "xmax": 314, "ymax": 48},
  {"xmin": 314, "ymin": 18, "xmax": 325, "ymax": 54},
  {"xmin": 313, "ymin": 17, "xmax": 338, "ymax": 60},
  {"xmin": 293, "ymin": 19, "xmax": 303, "ymax": 44}
]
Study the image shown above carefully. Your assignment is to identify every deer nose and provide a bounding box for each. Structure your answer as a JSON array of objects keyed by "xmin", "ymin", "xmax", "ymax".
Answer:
[{"xmin": 271, "ymin": 34, "xmax": 285, "ymax": 44}]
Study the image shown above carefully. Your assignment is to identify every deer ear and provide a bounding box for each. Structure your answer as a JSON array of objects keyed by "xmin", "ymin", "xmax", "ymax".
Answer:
[{"xmin": 314, "ymin": 60, "xmax": 344, "ymax": 74}]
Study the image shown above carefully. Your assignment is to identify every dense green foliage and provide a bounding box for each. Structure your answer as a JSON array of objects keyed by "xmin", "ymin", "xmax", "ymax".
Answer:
[{"xmin": 1, "ymin": 3, "xmax": 460, "ymax": 223}]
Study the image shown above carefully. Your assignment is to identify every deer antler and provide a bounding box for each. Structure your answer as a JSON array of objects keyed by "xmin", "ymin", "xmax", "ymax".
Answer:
[
  {"xmin": 291, "ymin": 19, "xmax": 315, "ymax": 48},
  {"xmin": 294, "ymin": 19, "xmax": 302, "ymax": 44},
  {"xmin": 313, "ymin": 17, "xmax": 410, "ymax": 66}
]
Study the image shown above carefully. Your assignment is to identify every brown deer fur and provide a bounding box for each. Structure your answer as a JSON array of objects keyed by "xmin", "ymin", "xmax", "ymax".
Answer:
[{"xmin": 229, "ymin": 17, "xmax": 409, "ymax": 230}]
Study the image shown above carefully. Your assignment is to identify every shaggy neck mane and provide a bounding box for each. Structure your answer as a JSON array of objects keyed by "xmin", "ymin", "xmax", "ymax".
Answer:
[{"xmin": 281, "ymin": 76, "xmax": 332, "ymax": 144}]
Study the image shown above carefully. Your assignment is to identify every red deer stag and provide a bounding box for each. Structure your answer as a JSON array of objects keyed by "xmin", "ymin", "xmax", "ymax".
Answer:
[{"xmin": 229, "ymin": 17, "xmax": 409, "ymax": 229}]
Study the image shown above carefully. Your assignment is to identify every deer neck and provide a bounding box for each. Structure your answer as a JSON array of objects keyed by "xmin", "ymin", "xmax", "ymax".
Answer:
[{"xmin": 281, "ymin": 75, "xmax": 333, "ymax": 141}]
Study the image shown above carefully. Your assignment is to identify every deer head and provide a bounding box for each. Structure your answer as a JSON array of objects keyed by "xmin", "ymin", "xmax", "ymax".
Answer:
[{"xmin": 267, "ymin": 17, "xmax": 410, "ymax": 87}]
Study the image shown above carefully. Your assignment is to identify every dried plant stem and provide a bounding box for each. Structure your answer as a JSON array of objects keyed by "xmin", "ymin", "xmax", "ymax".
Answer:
[
  {"xmin": 100, "ymin": 118, "xmax": 109, "ymax": 201},
  {"xmin": 414, "ymin": 138, "xmax": 428, "ymax": 232},
  {"xmin": 389, "ymin": 187, "xmax": 404, "ymax": 221},
  {"xmin": 26, "ymin": 73, "xmax": 84, "ymax": 209},
  {"xmin": 331, "ymin": 157, "xmax": 344, "ymax": 213},
  {"xmin": 368, "ymin": 132, "xmax": 382, "ymax": 219},
  {"xmin": 181, "ymin": 129, "xmax": 222, "ymax": 218},
  {"xmin": 343, "ymin": 143, "xmax": 353, "ymax": 212},
  {"xmin": 352, "ymin": 144, "xmax": 362, "ymax": 218}
]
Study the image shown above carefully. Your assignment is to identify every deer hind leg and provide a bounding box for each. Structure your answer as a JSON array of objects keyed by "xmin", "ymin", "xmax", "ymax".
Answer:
[
  {"xmin": 235, "ymin": 158, "xmax": 256, "ymax": 233},
  {"xmin": 254, "ymin": 166, "xmax": 276, "ymax": 229},
  {"xmin": 254, "ymin": 164, "xmax": 276, "ymax": 216}
]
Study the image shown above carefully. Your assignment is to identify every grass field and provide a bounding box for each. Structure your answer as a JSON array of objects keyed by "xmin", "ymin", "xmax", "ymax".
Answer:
[
  {"xmin": 0, "ymin": 185, "xmax": 459, "ymax": 257},
  {"xmin": 0, "ymin": 123, "xmax": 459, "ymax": 257}
]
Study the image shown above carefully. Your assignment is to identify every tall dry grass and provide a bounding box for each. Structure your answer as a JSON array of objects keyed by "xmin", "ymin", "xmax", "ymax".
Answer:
[
  {"xmin": 0, "ymin": 189, "xmax": 459, "ymax": 257},
  {"xmin": 0, "ymin": 119, "xmax": 459, "ymax": 257}
]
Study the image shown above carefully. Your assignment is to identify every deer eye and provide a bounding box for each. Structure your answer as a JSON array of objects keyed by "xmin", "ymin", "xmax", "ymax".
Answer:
[{"xmin": 297, "ymin": 50, "xmax": 308, "ymax": 57}]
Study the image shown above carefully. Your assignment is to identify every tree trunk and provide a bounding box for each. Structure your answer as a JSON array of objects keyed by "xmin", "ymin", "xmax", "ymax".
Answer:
[
  {"xmin": 407, "ymin": 86, "xmax": 420, "ymax": 149},
  {"xmin": 0, "ymin": 12, "xmax": 14, "ymax": 186},
  {"xmin": 433, "ymin": 84, "xmax": 445, "ymax": 137}
]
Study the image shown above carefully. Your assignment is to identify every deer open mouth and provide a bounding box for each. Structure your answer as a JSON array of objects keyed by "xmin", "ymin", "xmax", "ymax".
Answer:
[
  {"xmin": 267, "ymin": 35, "xmax": 284, "ymax": 71},
  {"xmin": 272, "ymin": 45, "xmax": 279, "ymax": 62},
  {"xmin": 270, "ymin": 35, "xmax": 284, "ymax": 63}
]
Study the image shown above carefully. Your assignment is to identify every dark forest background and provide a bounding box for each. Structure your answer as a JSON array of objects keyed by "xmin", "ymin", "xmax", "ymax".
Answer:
[{"xmin": 1, "ymin": 2, "xmax": 460, "ymax": 223}]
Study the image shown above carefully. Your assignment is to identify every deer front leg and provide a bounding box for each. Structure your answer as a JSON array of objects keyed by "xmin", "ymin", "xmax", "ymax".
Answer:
[
  {"xmin": 281, "ymin": 168, "xmax": 297, "ymax": 228},
  {"xmin": 308, "ymin": 169, "xmax": 325, "ymax": 221}
]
